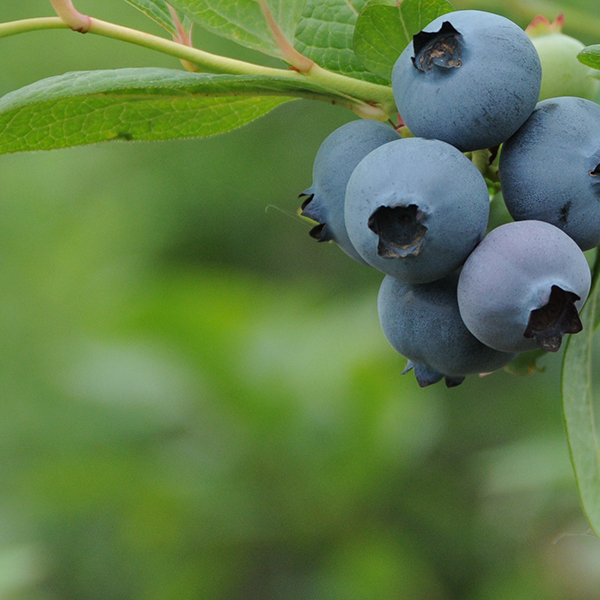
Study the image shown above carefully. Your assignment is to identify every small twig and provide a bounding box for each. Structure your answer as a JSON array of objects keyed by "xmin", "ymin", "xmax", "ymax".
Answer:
[
  {"xmin": 167, "ymin": 4, "xmax": 192, "ymax": 46},
  {"xmin": 49, "ymin": 0, "xmax": 90, "ymax": 33},
  {"xmin": 167, "ymin": 4, "xmax": 197, "ymax": 72},
  {"xmin": 256, "ymin": 0, "xmax": 314, "ymax": 73}
]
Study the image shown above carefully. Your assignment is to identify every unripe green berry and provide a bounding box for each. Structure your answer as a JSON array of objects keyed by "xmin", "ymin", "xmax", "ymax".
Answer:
[{"xmin": 527, "ymin": 15, "xmax": 599, "ymax": 101}]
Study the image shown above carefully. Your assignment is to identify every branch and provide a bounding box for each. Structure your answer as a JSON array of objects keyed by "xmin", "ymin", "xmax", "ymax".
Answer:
[{"xmin": 0, "ymin": 16, "xmax": 395, "ymax": 118}]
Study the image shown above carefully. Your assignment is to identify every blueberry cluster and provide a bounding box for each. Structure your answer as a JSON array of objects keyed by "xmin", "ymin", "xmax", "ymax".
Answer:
[{"xmin": 300, "ymin": 10, "xmax": 596, "ymax": 388}]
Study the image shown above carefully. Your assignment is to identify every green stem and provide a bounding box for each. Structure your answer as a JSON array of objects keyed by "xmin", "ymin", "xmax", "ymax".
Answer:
[
  {"xmin": 0, "ymin": 16, "xmax": 66, "ymax": 37},
  {"xmin": 90, "ymin": 17, "xmax": 292, "ymax": 77},
  {"xmin": 0, "ymin": 16, "xmax": 395, "ymax": 117}
]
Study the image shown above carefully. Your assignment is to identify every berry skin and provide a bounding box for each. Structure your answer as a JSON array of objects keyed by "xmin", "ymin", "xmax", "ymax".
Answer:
[
  {"xmin": 457, "ymin": 221, "xmax": 591, "ymax": 354},
  {"xmin": 300, "ymin": 119, "xmax": 401, "ymax": 263},
  {"xmin": 344, "ymin": 137, "xmax": 489, "ymax": 284},
  {"xmin": 391, "ymin": 10, "xmax": 542, "ymax": 152},
  {"xmin": 378, "ymin": 274, "xmax": 516, "ymax": 388},
  {"xmin": 499, "ymin": 97, "xmax": 600, "ymax": 251}
]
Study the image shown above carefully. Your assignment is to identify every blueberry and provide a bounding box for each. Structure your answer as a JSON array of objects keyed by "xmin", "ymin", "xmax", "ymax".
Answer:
[
  {"xmin": 499, "ymin": 97, "xmax": 600, "ymax": 251},
  {"xmin": 378, "ymin": 274, "xmax": 516, "ymax": 388},
  {"xmin": 300, "ymin": 119, "xmax": 401, "ymax": 263},
  {"xmin": 392, "ymin": 10, "xmax": 542, "ymax": 151},
  {"xmin": 457, "ymin": 220, "xmax": 591, "ymax": 353},
  {"xmin": 344, "ymin": 137, "xmax": 489, "ymax": 284}
]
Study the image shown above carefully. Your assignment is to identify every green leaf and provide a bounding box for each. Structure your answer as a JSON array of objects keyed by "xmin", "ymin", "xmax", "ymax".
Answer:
[
  {"xmin": 294, "ymin": 0, "xmax": 387, "ymax": 84},
  {"xmin": 562, "ymin": 264, "xmax": 600, "ymax": 538},
  {"xmin": 398, "ymin": 0, "xmax": 454, "ymax": 33},
  {"xmin": 123, "ymin": 0, "xmax": 189, "ymax": 36},
  {"xmin": 354, "ymin": 0, "xmax": 454, "ymax": 81},
  {"xmin": 578, "ymin": 45, "xmax": 600, "ymax": 72},
  {"xmin": 167, "ymin": 0, "xmax": 307, "ymax": 59},
  {"xmin": 0, "ymin": 68, "xmax": 350, "ymax": 154}
]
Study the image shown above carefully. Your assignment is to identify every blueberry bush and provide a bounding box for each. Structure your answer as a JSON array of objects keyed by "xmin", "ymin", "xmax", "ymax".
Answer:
[{"xmin": 2, "ymin": 0, "xmax": 600, "ymax": 596}]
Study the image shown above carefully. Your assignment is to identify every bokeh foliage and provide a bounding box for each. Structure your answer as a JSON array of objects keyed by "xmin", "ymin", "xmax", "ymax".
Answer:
[{"xmin": 0, "ymin": 1, "xmax": 599, "ymax": 598}]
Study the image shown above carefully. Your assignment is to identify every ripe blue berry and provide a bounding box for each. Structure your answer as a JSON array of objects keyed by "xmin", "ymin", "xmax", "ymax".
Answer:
[
  {"xmin": 378, "ymin": 274, "xmax": 516, "ymax": 388},
  {"xmin": 300, "ymin": 119, "xmax": 401, "ymax": 263},
  {"xmin": 457, "ymin": 221, "xmax": 591, "ymax": 353},
  {"xmin": 392, "ymin": 10, "xmax": 542, "ymax": 151},
  {"xmin": 499, "ymin": 96, "xmax": 600, "ymax": 251},
  {"xmin": 344, "ymin": 137, "xmax": 489, "ymax": 284}
]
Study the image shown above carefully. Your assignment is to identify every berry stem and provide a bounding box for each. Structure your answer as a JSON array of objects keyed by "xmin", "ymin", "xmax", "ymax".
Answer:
[{"xmin": 470, "ymin": 149, "xmax": 491, "ymax": 176}]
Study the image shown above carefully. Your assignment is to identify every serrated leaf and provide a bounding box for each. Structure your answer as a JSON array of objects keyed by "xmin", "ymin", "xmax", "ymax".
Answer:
[
  {"xmin": 354, "ymin": 0, "xmax": 454, "ymax": 81},
  {"xmin": 167, "ymin": 0, "xmax": 307, "ymax": 59},
  {"xmin": 294, "ymin": 0, "xmax": 387, "ymax": 84},
  {"xmin": 0, "ymin": 68, "xmax": 349, "ymax": 154},
  {"xmin": 124, "ymin": 0, "xmax": 183, "ymax": 36},
  {"xmin": 562, "ymin": 267, "xmax": 600, "ymax": 538},
  {"xmin": 578, "ymin": 45, "xmax": 600, "ymax": 72}
]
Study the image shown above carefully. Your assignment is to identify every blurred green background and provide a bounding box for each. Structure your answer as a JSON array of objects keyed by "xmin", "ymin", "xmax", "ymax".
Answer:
[{"xmin": 0, "ymin": 1, "xmax": 599, "ymax": 598}]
